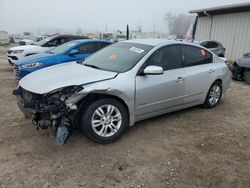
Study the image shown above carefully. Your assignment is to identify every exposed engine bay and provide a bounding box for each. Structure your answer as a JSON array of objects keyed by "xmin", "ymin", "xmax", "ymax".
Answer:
[{"xmin": 13, "ymin": 85, "xmax": 84, "ymax": 145}]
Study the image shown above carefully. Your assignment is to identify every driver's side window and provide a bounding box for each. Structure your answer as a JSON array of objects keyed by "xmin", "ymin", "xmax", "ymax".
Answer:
[
  {"xmin": 46, "ymin": 39, "xmax": 59, "ymax": 47},
  {"xmin": 147, "ymin": 45, "xmax": 182, "ymax": 71},
  {"xmin": 76, "ymin": 43, "xmax": 99, "ymax": 54}
]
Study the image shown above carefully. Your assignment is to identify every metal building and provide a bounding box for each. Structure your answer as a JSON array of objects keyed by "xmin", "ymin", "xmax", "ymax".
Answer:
[{"xmin": 190, "ymin": 2, "xmax": 250, "ymax": 60}]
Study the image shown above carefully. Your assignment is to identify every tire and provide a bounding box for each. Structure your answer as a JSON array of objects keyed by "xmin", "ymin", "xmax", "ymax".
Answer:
[
  {"xmin": 81, "ymin": 98, "xmax": 129, "ymax": 144},
  {"xmin": 204, "ymin": 81, "xmax": 222, "ymax": 108}
]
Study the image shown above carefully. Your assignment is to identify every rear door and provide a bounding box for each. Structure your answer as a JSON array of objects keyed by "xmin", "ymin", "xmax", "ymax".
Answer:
[
  {"xmin": 182, "ymin": 45, "xmax": 215, "ymax": 105},
  {"xmin": 135, "ymin": 45, "xmax": 185, "ymax": 116}
]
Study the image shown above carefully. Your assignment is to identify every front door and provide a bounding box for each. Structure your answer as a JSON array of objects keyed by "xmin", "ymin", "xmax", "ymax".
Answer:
[{"xmin": 135, "ymin": 45, "xmax": 185, "ymax": 117}]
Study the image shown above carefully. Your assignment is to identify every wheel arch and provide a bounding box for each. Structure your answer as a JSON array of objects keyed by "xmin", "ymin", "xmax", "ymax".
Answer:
[
  {"xmin": 203, "ymin": 78, "xmax": 223, "ymax": 104},
  {"xmin": 76, "ymin": 92, "xmax": 132, "ymax": 126}
]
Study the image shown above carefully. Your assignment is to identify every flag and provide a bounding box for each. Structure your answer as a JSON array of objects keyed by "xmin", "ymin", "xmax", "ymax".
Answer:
[{"xmin": 184, "ymin": 23, "xmax": 193, "ymax": 42}]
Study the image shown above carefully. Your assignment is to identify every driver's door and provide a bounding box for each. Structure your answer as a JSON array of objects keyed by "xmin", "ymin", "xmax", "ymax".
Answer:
[{"xmin": 135, "ymin": 45, "xmax": 185, "ymax": 117}]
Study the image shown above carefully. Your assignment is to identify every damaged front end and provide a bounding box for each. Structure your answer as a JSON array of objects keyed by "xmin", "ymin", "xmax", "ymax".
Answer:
[{"xmin": 13, "ymin": 85, "xmax": 84, "ymax": 145}]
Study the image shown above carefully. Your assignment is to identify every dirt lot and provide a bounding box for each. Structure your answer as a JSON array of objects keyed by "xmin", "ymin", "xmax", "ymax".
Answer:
[{"xmin": 0, "ymin": 46, "xmax": 250, "ymax": 188}]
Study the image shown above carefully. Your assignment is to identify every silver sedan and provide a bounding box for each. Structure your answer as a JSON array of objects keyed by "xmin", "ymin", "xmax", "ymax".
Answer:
[{"xmin": 14, "ymin": 39, "xmax": 232, "ymax": 144}]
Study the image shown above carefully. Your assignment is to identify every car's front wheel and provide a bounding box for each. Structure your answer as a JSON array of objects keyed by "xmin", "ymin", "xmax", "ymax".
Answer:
[
  {"xmin": 81, "ymin": 98, "xmax": 129, "ymax": 144},
  {"xmin": 204, "ymin": 81, "xmax": 222, "ymax": 108}
]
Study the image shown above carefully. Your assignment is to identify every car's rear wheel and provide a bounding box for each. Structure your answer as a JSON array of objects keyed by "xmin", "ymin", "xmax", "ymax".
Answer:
[
  {"xmin": 204, "ymin": 81, "xmax": 222, "ymax": 108},
  {"xmin": 81, "ymin": 98, "xmax": 128, "ymax": 144}
]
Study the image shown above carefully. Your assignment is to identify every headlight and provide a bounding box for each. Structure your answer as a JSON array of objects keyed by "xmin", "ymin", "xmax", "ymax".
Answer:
[
  {"xmin": 45, "ymin": 86, "xmax": 84, "ymax": 100},
  {"xmin": 21, "ymin": 62, "xmax": 43, "ymax": 68},
  {"xmin": 12, "ymin": 50, "xmax": 24, "ymax": 54}
]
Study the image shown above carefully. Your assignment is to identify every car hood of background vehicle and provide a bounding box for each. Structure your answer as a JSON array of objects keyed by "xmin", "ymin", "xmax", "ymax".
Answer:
[
  {"xmin": 9, "ymin": 45, "xmax": 50, "ymax": 52},
  {"xmin": 236, "ymin": 57, "xmax": 250, "ymax": 68},
  {"xmin": 16, "ymin": 53, "xmax": 57, "ymax": 66},
  {"xmin": 19, "ymin": 62, "xmax": 118, "ymax": 94}
]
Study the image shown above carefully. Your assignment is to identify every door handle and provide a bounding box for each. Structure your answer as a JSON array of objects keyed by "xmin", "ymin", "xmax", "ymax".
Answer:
[
  {"xmin": 209, "ymin": 69, "xmax": 215, "ymax": 73},
  {"xmin": 176, "ymin": 77, "xmax": 184, "ymax": 83}
]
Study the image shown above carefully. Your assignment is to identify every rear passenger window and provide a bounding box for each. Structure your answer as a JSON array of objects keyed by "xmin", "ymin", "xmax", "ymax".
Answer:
[
  {"xmin": 183, "ymin": 45, "xmax": 213, "ymax": 67},
  {"xmin": 147, "ymin": 45, "xmax": 182, "ymax": 70}
]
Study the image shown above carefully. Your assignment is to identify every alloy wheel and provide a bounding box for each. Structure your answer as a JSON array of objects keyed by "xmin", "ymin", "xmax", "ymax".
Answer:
[
  {"xmin": 91, "ymin": 105, "xmax": 122, "ymax": 137},
  {"xmin": 209, "ymin": 85, "xmax": 221, "ymax": 106}
]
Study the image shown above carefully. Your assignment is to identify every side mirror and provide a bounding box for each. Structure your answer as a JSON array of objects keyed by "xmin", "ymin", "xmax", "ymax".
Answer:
[
  {"xmin": 143, "ymin": 66, "xmax": 163, "ymax": 75},
  {"xmin": 68, "ymin": 49, "xmax": 79, "ymax": 56}
]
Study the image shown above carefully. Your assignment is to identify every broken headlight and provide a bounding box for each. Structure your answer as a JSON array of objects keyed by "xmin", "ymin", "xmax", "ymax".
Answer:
[{"xmin": 45, "ymin": 85, "xmax": 84, "ymax": 102}]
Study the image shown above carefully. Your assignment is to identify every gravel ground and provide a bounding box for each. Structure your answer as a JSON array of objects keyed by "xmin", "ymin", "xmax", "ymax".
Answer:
[{"xmin": 0, "ymin": 45, "xmax": 250, "ymax": 188}]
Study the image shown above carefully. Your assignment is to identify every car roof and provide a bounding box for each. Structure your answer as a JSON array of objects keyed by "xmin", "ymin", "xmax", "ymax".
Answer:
[
  {"xmin": 73, "ymin": 39, "xmax": 112, "ymax": 44},
  {"xmin": 122, "ymin": 39, "xmax": 200, "ymax": 47},
  {"xmin": 51, "ymin": 35, "xmax": 89, "ymax": 39}
]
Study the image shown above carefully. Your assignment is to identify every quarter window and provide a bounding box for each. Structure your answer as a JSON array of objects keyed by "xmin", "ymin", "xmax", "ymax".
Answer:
[
  {"xmin": 147, "ymin": 45, "xmax": 182, "ymax": 70},
  {"xmin": 183, "ymin": 45, "xmax": 213, "ymax": 67}
]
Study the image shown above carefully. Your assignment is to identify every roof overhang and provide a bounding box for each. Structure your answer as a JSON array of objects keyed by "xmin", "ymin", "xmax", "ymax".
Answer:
[{"xmin": 190, "ymin": 2, "xmax": 250, "ymax": 17}]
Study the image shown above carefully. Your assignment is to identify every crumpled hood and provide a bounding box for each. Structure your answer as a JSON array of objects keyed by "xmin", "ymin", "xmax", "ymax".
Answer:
[
  {"xmin": 9, "ymin": 45, "xmax": 51, "ymax": 52},
  {"xmin": 236, "ymin": 56, "xmax": 250, "ymax": 68},
  {"xmin": 19, "ymin": 62, "xmax": 118, "ymax": 94},
  {"xmin": 16, "ymin": 53, "xmax": 57, "ymax": 66}
]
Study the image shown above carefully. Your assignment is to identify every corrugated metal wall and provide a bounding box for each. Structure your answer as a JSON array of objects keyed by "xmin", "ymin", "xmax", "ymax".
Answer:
[{"xmin": 195, "ymin": 12, "xmax": 250, "ymax": 59}]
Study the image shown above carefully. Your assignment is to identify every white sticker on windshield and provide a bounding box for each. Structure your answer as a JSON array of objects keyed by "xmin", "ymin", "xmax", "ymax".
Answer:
[{"xmin": 129, "ymin": 47, "xmax": 144, "ymax": 54}]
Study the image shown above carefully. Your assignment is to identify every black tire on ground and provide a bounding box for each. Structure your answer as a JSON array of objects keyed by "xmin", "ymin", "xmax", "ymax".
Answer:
[
  {"xmin": 80, "ymin": 98, "xmax": 129, "ymax": 144},
  {"xmin": 203, "ymin": 81, "xmax": 222, "ymax": 108}
]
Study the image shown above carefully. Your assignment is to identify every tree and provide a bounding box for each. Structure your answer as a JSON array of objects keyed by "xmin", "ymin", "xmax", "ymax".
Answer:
[{"xmin": 164, "ymin": 13, "xmax": 195, "ymax": 37}]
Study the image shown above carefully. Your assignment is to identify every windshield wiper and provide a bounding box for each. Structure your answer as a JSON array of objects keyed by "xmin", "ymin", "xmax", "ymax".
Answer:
[{"xmin": 83, "ymin": 64, "xmax": 100, "ymax": 70}]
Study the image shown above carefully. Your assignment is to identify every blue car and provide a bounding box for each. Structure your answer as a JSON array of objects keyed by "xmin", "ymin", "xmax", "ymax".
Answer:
[{"xmin": 13, "ymin": 39, "xmax": 112, "ymax": 80}]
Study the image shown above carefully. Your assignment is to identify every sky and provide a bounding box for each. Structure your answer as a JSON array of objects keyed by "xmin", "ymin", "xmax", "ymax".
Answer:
[{"xmin": 0, "ymin": 0, "xmax": 249, "ymax": 34}]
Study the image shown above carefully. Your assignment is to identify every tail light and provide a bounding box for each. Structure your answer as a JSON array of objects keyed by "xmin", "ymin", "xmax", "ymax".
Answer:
[{"xmin": 225, "ymin": 61, "xmax": 232, "ymax": 72}]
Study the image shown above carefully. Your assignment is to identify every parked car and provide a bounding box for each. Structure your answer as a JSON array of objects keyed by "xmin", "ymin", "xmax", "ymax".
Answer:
[
  {"xmin": 13, "ymin": 39, "xmax": 232, "ymax": 145},
  {"xmin": 19, "ymin": 39, "xmax": 33, "ymax": 46},
  {"xmin": 9, "ymin": 35, "xmax": 23, "ymax": 44},
  {"xmin": 198, "ymin": 40, "xmax": 225, "ymax": 57},
  {"xmin": 232, "ymin": 52, "xmax": 250, "ymax": 83},
  {"xmin": 13, "ymin": 40, "xmax": 112, "ymax": 80},
  {"xmin": 0, "ymin": 31, "xmax": 10, "ymax": 46},
  {"xmin": 32, "ymin": 36, "xmax": 48, "ymax": 44},
  {"xmin": 7, "ymin": 35, "xmax": 89, "ymax": 66}
]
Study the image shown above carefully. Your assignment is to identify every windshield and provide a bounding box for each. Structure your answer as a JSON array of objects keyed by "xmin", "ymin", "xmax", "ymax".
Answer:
[
  {"xmin": 49, "ymin": 41, "xmax": 78, "ymax": 54},
  {"xmin": 83, "ymin": 42, "xmax": 153, "ymax": 72},
  {"xmin": 35, "ymin": 37, "xmax": 53, "ymax": 46}
]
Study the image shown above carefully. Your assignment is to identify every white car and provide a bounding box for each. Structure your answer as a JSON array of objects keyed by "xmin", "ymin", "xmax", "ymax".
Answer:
[
  {"xmin": 14, "ymin": 39, "xmax": 232, "ymax": 145},
  {"xmin": 7, "ymin": 35, "xmax": 88, "ymax": 66},
  {"xmin": 32, "ymin": 36, "xmax": 48, "ymax": 44},
  {"xmin": 19, "ymin": 39, "xmax": 34, "ymax": 46}
]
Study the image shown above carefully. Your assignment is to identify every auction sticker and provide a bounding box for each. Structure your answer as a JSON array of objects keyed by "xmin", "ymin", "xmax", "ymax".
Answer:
[
  {"xmin": 109, "ymin": 53, "xmax": 118, "ymax": 60},
  {"xmin": 130, "ymin": 47, "xmax": 144, "ymax": 54}
]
